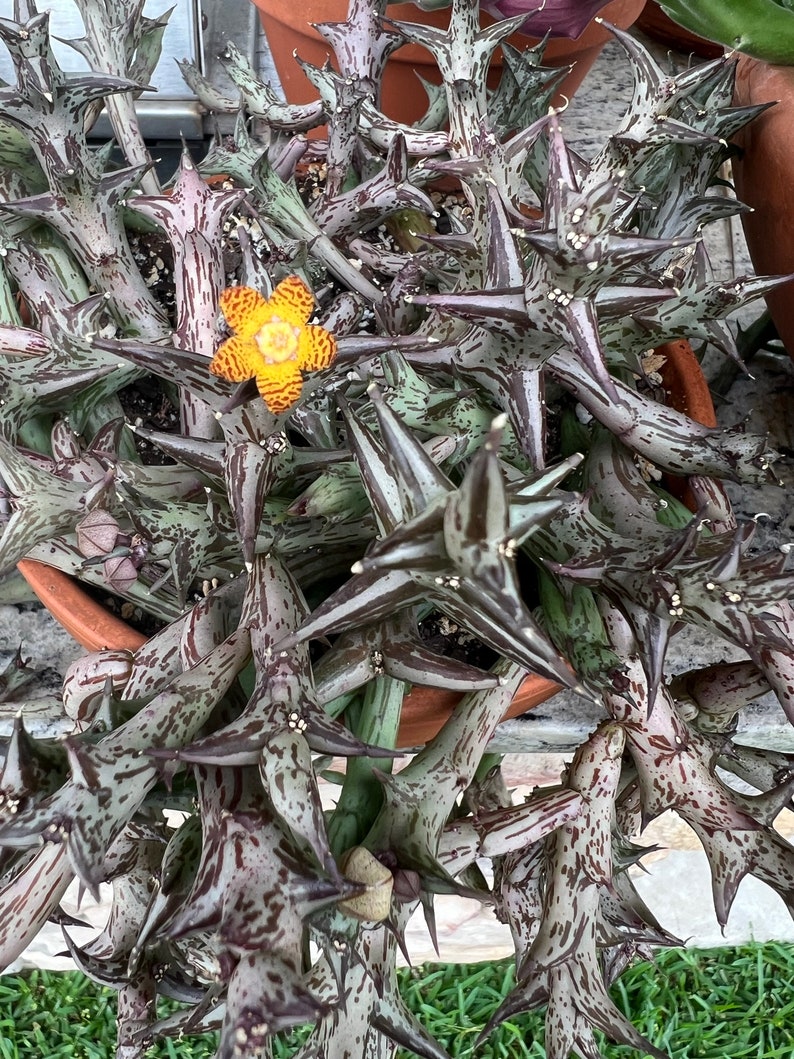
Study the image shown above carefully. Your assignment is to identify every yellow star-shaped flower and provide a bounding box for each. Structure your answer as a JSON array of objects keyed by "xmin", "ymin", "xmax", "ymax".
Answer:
[{"xmin": 210, "ymin": 276, "xmax": 337, "ymax": 414}]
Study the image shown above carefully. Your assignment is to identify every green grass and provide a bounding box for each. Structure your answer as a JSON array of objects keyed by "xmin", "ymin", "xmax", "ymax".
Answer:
[{"xmin": 2, "ymin": 944, "xmax": 794, "ymax": 1057}]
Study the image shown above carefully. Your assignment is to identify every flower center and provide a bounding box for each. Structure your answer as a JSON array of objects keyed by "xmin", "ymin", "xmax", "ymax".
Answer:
[{"xmin": 255, "ymin": 319, "xmax": 300, "ymax": 364}]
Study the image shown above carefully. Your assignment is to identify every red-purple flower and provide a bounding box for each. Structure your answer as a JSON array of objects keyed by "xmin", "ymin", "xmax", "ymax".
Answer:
[{"xmin": 478, "ymin": 0, "xmax": 613, "ymax": 38}]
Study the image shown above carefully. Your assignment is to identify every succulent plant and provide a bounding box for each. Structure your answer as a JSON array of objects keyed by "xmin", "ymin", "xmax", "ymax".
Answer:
[
  {"xmin": 1, "ymin": 0, "xmax": 794, "ymax": 1057},
  {"xmin": 659, "ymin": 0, "xmax": 794, "ymax": 64}
]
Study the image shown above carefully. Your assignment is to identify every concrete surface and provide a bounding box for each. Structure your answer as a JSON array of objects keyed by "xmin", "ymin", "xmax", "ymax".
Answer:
[{"xmin": 4, "ymin": 19, "xmax": 794, "ymax": 976}]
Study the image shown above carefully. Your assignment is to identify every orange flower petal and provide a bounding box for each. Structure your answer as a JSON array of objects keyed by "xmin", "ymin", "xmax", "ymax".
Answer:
[
  {"xmin": 268, "ymin": 275, "xmax": 314, "ymax": 329},
  {"xmin": 297, "ymin": 324, "xmax": 337, "ymax": 372},
  {"xmin": 220, "ymin": 286, "xmax": 269, "ymax": 338},
  {"xmin": 255, "ymin": 361, "xmax": 304, "ymax": 414},
  {"xmin": 209, "ymin": 335, "xmax": 259, "ymax": 382}
]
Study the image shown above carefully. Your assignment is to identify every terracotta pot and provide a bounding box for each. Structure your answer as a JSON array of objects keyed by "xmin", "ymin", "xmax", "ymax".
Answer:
[
  {"xmin": 634, "ymin": 1, "xmax": 723, "ymax": 59},
  {"xmin": 16, "ymin": 555, "xmax": 560, "ymax": 743},
  {"xmin": 732, "ymin": 55, "xmax": 794, "ymax": 362},
  {"xmin": 654, "ymin": 337, "xmax": 716, "ymax": 512},
  {"xmin": 17, "ymin": 558, "xmax": 148, "ymax": 653},
  {"xmin": 656, "ymin": 337, "xmax": 716, "ymax": 429},
  {"xmin": 252, "ymin": 0, "xmax": 646, "ymax": 128},
  {"xmin": 398, "ymin": 670, "xmax": 561, "ymax": 745},
  {"xmin": 17, "ymin": 337, "xmax": 715, "ymax": 746}
]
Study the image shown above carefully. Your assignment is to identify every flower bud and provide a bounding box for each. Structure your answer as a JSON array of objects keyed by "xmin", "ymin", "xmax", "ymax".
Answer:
[
  {"xmin": 103, "ymin": 555, "xmax": 140, "ymax": 593},
  {"xmin": 63, "ymin": 650, "xmax": 134, "ymax": 724},
  {"xmin": 76, "ymin": 509, "xmax": 122, "ymax": 558},
  {"xmin": 337, "ymin": 846, "xmax": 394, "ymax": 923}
]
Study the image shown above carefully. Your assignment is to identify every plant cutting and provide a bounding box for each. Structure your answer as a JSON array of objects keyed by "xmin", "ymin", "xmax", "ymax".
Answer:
[
  {"xmin": 657, "ymin": 0, "xmax": 794, "ymax": 358},
  {"xmin": 2, "ymin": 1, "xmax": 794, "ymax": 1058}
]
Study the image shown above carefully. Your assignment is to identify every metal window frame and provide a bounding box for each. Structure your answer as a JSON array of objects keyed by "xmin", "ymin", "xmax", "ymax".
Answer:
[{"xmin": 0, "ymin": 0, "xmax": 261, "ymax": 141}]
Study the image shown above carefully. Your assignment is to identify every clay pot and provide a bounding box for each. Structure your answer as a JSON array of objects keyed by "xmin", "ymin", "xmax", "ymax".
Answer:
[
  {"xmin": 634, "ymin": 1, "xmax": 723, "ymax": 59},
  {"xmin": 17, "ymin": 557, "xmax": 147, "ymax": 653},
  {"xmin": 17, "ymin": 337, "xmax": 715, "ymax": 746},
  {"xmin": 654, "ymin": 338, "xmax": 716, "ymax": 513},
  {"xmin": 398, "ymin": 670, "xmax": 561, "ymax": 745},
  {"xmin": 15, "ymin": 555, "xmax": 561, "ymax": 743},
  {"xmin": 252, "ymin": 0, "xmax": 646, "ymax": 127},
  {"xmin": 656, "ymin": 337, "xmax": 716, "ymax": 429},
  {"xmin": 732, "ymin": 56, "xmax": 794, "ymax": 361},
  {"xmin": 17, "ymin": 554, "xmax": 560, "ymax": 744}
]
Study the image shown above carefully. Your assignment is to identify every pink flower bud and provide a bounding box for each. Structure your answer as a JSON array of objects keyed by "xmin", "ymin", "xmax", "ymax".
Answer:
[
  {"xmin": 76, "ymin": 509, "xmax": 122, "ymax": 557},
  {"xmin": 103, "ymin": 555, "xmax": 140, "ymax": 593}
]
